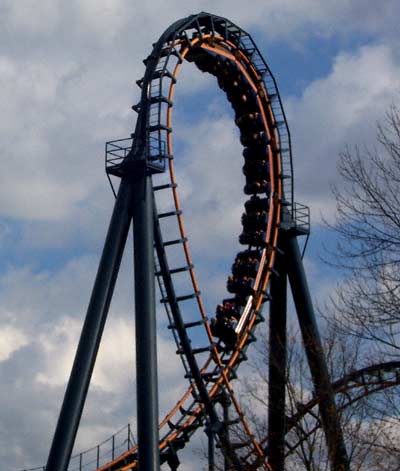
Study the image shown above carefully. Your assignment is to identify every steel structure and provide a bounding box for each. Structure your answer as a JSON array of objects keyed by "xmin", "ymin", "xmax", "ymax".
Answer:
[
  {"xmin": 39, "ymin": 11, "xmax": 375, "ymax": 471},
  {"xmin": 26, "ymin": 361, "xmax": 400, "ymax": 471}
]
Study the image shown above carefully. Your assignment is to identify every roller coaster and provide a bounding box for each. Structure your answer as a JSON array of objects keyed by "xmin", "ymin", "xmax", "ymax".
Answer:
[{"xmin": 25, "ymin": 12, "xmax": 400, "ymax": 471}]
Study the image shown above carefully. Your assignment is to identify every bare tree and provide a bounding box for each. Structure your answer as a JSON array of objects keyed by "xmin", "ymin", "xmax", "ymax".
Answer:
[
  {"xmin": 239, "ymin": 326, "xmax": 400, "ymax": 470},
  {"xmin": 325, "ymin": 104, "xmax": 400, "ymax": 356},
  {"xmin": 198, "ymin": 106, "xmax": 400, "ymax": 470}
]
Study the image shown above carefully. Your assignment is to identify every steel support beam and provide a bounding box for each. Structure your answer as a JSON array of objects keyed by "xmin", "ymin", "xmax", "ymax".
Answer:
[
  {"xmin": 45, "ymin": 179, "xmax": 134, "ymax": 471},
  {"xmin": 131, "ymin": 165, "xmax": 160, "ymax": 471},
  {"xmin": 285, "ymin": 235, "xmax": 350, "ymax": 471},
  {"xmin": 267, "ymin": 244, "xmax": 287, "ymax": 471},
  {"xmin": 222, "ymin": 394, "xmax": 232, "ymax": 471},
  {"xmin": 206, "ymin": 424, "xmax": 216, "ymax": 471}
]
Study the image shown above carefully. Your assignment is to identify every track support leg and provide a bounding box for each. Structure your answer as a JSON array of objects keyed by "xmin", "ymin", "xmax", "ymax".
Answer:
[
  {"xmin": 132, "ymin": 164, "xmax": 160, "ymax": 471},
  {"xmin": 285, "ymin": 235, "xmax": 349, "ymax": 471},
  {"xmin": 206, "ymin": 422, "xmax": 217, "ymax": 471},
  {"xmin": 222, "ymin": 394, "xmax": 232, "ymax": 471},
  {"xmin": 267, "ymin": 243, "xmax": 287, "ymax": 471},
  {"xmin": 45, "ymin": 179, "xmax": 134, "ymax": 471}
]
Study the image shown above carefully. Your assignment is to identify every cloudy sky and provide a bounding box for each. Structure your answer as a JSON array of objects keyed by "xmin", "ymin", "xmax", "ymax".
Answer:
[{"xmin": 1, "ymin": 1, "xmax": 400, "ymax": 470}]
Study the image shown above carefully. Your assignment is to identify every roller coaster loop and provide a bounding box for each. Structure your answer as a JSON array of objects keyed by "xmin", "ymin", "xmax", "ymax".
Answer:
[{"xmin": 40, "ymin": 11, "xmax": 358, "ymax": 471}]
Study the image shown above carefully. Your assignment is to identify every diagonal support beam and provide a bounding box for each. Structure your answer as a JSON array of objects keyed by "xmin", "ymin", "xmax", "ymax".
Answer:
[
  {"xmin": 285, "ymin": 235, "xmax": 350, "ymax": 471},
  {"xmin": 267, "ymin": 241, "xmax": 287, "ymax": 471},
  {"xmin": 45, "ymin": 178, "xmax": 135, "ymax": 471}
]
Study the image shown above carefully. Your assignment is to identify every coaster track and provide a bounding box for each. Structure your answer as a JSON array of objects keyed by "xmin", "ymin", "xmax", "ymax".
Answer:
[
  {"xmin": 245, "ymin": 361, "xmax": 400, "ymax": 467},
  {"xmin": 24, "ymin": 12, "xmax": 399, "ymax": 471},
  {"xmin": 104, "ymin": 12, "xmax": 291, "ymax": 470},
  {"xmin": 24, "ymin": 362, "xmax": 400, "ymax": 470},
  {"xmin": 284, "ymin": 361, "xmax": 400, "ymax": 457}
]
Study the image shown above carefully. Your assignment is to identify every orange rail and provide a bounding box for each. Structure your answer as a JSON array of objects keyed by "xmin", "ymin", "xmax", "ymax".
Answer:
[{"xmin": 90, "ymin": 19, "xmax": 286, "ymax": 471}]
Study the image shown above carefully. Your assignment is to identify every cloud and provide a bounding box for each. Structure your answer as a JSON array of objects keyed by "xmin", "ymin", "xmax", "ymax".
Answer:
[
  {"xmin": 0, "ymin": 53, "xmax": 132, "ymax": 222},
  {"xmin": 286, "ymin": 43, "xmax": 400, "ymax": 223},
  {"xmin": 34, "ymin": 314, "xmax": 182, "ymax": 396},
  {"xmin": 0, "ymin": 275, "xmax": 186, "ymax": 469},
  {"xmin": 2, "ymin": 0, "xmax": 62, "ymax": 35},
  {"xmin": 172, "ymin": 111, "xmax": 244, "ymax": 255},
  {"xmin": 231, "ymin": 0, "xmax": 400, "ymax": 41},
  {"xmin": 76, "ymin": 0, "xmax": 129, "ymax": 41},
  {"xmin": 130, "ymin": 0, "xmax": 400, "ymax": 43},
  {"xmin": 0, "ymin": 325, "xmax": 28, "ymax": 362},
  {"xmin": 1, "ymin": 2, "xmax": 400, "ymax": 470},
  {"xmin": 35, "ymin": 317, "xmax": 81, "ymax": 387}
]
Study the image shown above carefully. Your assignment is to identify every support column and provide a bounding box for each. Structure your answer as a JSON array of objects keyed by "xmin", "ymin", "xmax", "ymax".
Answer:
[
  {"xmin": 267, "ymin": 242, "xmax": 287, "ymax": 471},
  {"xmin": 206, "ymin": 423, "xmax": 216, "ymax": 471},
  {"xmin": 220, "ymin": 392, "xmax": 232, "ymax": 471},
  {"xmin": 285, "ymin": 235, "xmax": 349, "ymax": 471},
  {"xmin": 132, "ymin": 164, "xmax": 160, "ymax": 471},
  {"xmin": 46, "ymin": 179, "xmax": 134, "ymax": 471}
]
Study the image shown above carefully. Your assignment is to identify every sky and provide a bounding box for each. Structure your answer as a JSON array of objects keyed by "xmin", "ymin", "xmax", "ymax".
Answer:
[{"xmin": 1, "ymin": 1, "xmax": 400, "ymax": 470}]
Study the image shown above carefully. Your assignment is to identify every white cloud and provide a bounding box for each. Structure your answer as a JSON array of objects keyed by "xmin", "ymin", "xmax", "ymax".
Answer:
[
  {"xmin": 287, "ymin": 44, "xmax": 400, "ymax": 223},
  {"xmin": 35, "ymin": 317, "xmax": 81, "ymax": 387},
  {"xmin": 1, "ymin": 2, "xmax": 400, "ymax": 469},
  {"xmin": 0, "ymin": 57, "xmax": 96, "ymax": 221},
  {"xmin": 172, "ymin": 112, "xmax": 244, "ymax": 255},
  {"xmin": 0, "ymin": 325, "xmax": 28, "ymax": 361},
  {"xmin": 152, "ymin": 0, "xmax": 400, "ymax": 42},
  {"xmin": 36, "ymin": 315, "xmax": 137, "ymax": 392},
  {"xmin": 0, "ymin": 257, "xmax": 99, "ymax": 332},
  {"xmin": 3, "ymin": 0, "xmax": 62, "ymax": 34},
  {"xmin": 2, "ymin": 1, "xmax": 400, "ymax": 50},
  {"xmin": 33, "ymin": 310, "xmax": 184, "ymax": 400},
  {"xmin": 76, "ymin": 0, "xmax": 128, "ymax": 40}
]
